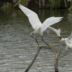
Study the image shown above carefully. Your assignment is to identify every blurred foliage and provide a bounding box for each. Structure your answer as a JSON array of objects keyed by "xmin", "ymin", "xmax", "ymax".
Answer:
[
  {"xmin": 13, "ymin": 0, "xmax": 21, "ymax": 8},
  {"xmin": 21, "ymin": 0, "xmax": 28, "ymax": 6},
  {"xmin": 13, "ymin": 0, "xmax": 28, "ymax": 6},
  {"xmin": 0, "ymin": 0, "xmax": 69, "ymax": 9},
  {"xmin": 13, "ymin": 0, "xmax": 28, "ymax": 8},
  {"xmin": 13, "ymin": 0, "xmax": 18, "ymax": 3},
  {"xmin": 68, "ymin": 6, "xmax": 72, "ymax": 13},
  {"xmin": 1, "ymin": 2, "xmax": 12, "ymax": 11},
  {"xmin": 49, "ymin": 0, "xmax": 60, "ymax": 9}
]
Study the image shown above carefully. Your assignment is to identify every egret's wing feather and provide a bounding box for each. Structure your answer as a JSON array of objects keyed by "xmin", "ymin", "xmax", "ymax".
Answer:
[
  {"xmin": 19, "ymin": 4, "xmax": 42, "ymax": 29},
  {"xmin": 41, "ymin": 17, "xmax": 63, "ymax": 32}
]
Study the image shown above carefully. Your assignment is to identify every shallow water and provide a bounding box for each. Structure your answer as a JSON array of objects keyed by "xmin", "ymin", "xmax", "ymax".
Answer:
[{"xmin": 0, "ymin": 9, "xmax": 72, "ymax": 72}]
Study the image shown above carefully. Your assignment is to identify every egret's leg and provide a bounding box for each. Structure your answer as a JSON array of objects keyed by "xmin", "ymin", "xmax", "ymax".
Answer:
[
  {"xmin": 25, "ymin": 47, "xmax": 41, "ymax": 72},
  {"xmin": 35, "ymin": 36, "xmax": 40, "ymax": 48},
  {"xmin": 30, "ymin": 35, "xmax": 40, "ymax": 48},
  {"xmin": 41, "ymin": 36, "xmax": 53, "ymax": 48},
  {"xmin": 41, "ymin": 36, "xmax": 49, "ymax": 45}
]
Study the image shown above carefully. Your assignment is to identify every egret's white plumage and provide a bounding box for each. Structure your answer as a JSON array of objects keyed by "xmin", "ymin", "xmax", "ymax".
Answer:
[
  {"xmin": 61, "ymin": 33, "xmax": 72, "ymax": 50},
  {"xmin": 19, "ymin": 4, "xmax": 63, "ymax": 36},
  {"xmin": 48, "ymin": 27, "xmax": 61, "ymax": 37}
]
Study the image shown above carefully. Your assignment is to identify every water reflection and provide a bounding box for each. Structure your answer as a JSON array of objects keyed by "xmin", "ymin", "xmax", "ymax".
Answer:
[{"xmin": 0, "ymin": 9, "xmax": 72, "ymax": 72}]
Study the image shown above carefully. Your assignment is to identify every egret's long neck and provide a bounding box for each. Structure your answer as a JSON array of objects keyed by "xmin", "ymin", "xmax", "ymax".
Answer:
[{"xmin": 48, "ymin": 27, "xmax": 57, "ymax": 33}]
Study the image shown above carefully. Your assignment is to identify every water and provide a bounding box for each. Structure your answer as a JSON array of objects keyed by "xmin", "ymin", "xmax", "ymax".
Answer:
[{"xmin": 0, "ymin": 9, "xmax": 72, "ymax": 72}]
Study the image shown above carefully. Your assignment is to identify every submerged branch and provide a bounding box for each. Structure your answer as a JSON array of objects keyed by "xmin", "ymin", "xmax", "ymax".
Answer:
[
  {"xmin": 39, "ymin": 46, "xmax": 61, "ymax": 72},
  {"xmin": 55, "ymin": 50, "xmax": 61, "ymax": 72},
  {"xmin": 25, "ymin": 47, "xmax": 41, "ymax": 72},
  {"xmin": 25, "ymin": 46, "xmax": 61, "ymax": 72}
]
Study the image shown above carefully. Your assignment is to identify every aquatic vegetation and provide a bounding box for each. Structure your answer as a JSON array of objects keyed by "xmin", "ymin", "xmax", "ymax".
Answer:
[
  {"xmin": 13, "ymin": 0, "xmax": 28, "ymax": 8},
  {"xmin": 1, "ymin": 2, "xmax": 12, "ymax": 11},
  {"xmin": 68, "ymin": 6, "xmax": 72, "ymax": 13},
  {"xmin": 49, "ymin": 0, "xmax": 60, "ymax": 9},
  {"xmin": 21, "ymin": 0, "xmax": 28, "ymax": 6}
]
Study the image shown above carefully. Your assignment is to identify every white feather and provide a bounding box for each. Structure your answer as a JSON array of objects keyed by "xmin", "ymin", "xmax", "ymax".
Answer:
[
  {"xmin": 40, "ymin": 17, "xmax": 63, "ymax": 32},
  {"xmin": 19, "ymin": 4, "xmax": 42, "ymax": 30},
  {"xmin": 61, "ymin": 33, "xmax": 72, "ymax": 50},
  {"xmin": 48, "ymin": 27, "xmax": 61, "ymax": 36},
  {"xmin": 19, "ymin": 4, "xmax": 63, "ymax": 36}
]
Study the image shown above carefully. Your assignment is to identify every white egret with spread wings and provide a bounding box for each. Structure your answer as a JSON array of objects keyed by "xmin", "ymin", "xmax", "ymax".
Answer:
[{"xmin": 19, "ymin": 4, "xmax": 63, "ymax": 47}]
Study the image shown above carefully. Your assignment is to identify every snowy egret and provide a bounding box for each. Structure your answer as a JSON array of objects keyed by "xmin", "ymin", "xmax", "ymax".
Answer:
[
  {"xmin": 60, "ymin": 33, "xmax": 72, "ymax": 50},
  {"xmin": 19, "ymin": 4, "xmax": 63, "ymax": 47},
  {"xmin": 48, "ymin": 27, "xmax": 61, "ymax": 39}
]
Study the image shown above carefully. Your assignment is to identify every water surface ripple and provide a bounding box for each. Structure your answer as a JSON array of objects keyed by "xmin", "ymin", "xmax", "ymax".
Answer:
[{"xmin": 0, "ymin": 9, "xmax": 72, "ymax": 72}]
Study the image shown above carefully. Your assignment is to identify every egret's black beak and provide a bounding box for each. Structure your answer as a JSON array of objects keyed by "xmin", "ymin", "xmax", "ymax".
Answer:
[{"xmin": 58, "ymin": 36, "xmax": 61, "ymax": 39}]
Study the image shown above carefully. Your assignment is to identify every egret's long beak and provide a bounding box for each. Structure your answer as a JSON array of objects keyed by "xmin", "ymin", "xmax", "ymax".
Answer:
[{"xmin": 58, "ymin": 35, "xmax": 61, "ymax": 39}]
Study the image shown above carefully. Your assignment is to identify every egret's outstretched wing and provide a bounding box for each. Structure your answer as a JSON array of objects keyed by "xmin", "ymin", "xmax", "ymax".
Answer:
[
  {"xmin": 19, "ymin": 4, "xmax": 42, "ymax": 29},
  {"xmin": 41, "ymin": 17, "xmax": 63, "ymax": 32}
]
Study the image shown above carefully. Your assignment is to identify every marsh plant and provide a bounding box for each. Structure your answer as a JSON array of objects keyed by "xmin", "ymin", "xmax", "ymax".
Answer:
[
  {"xmin": 21, "ymin": 0, "xmax": 28, "ymax": 6},
  {"xmin": 1, "ymin": 2, "xmax": 12, "ymax": 11},
  {"xmin": 49, "ymin": 0, "xmax": 60, "ymax": 8}
]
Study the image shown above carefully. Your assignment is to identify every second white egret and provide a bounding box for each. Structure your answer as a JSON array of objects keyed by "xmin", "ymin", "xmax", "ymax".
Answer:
[{"xmin": 60, "ymin": 33, "xmax": 72, "ymax": 50}]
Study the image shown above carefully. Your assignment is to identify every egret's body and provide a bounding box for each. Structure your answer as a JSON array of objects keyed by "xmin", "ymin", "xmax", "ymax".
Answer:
[
  {"xmin": 61, "ymin": 33, "xmax": 72, "ymax": 50},
  {"xmin": 19, "ymin": 4, "xmax": 63, "ymax": 46}
]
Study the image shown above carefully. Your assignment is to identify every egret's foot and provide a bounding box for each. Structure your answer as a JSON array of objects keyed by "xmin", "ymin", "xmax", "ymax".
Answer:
[
  {"xmin": 56, "ymin": 57, "xmax": 59, "ymax": 60},
  {"xmin": 38, "ymin": 45, "xmax": 40, "ymax": 48},
  {"xmin": 47, "ymin": 45, "xmax": 53, "ymax": 48}
]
